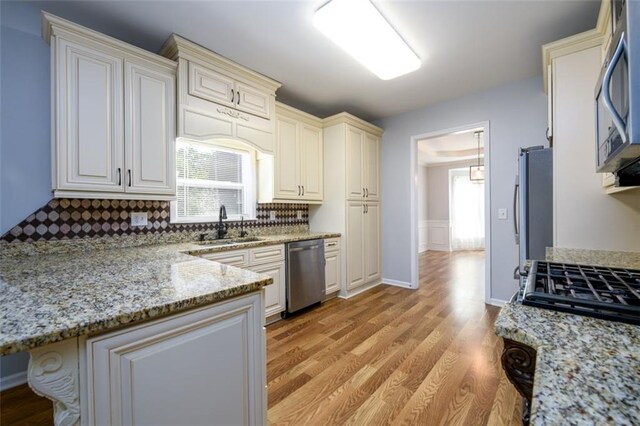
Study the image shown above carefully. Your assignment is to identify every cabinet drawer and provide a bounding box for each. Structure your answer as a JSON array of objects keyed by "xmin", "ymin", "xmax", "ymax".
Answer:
[
  {"xmin": 249, "ymin": 245, "xmax": 285, "ymax": 265},
  {"xmin": 201, "ymin": 249, "xmax": 249, "ymax": 267},
  {"xmin": 324, "ymin": 238, "xmax": 340, "ymax": 253}
]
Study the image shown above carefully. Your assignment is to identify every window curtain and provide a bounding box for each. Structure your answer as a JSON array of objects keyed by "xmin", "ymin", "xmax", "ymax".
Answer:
[{"xmin": 450, "ymin": 168, "xmax": 485, "ymax": 250}]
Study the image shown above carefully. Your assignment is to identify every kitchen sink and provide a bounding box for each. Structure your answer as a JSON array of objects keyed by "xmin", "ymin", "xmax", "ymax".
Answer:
[{"xmin": 194, "ymin": 236, "xmax": 263, "ymax": 246}]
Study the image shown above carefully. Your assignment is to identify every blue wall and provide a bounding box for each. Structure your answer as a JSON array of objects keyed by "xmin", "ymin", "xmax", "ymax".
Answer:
[
  {"xmin": 1, "ymin": 1, "xmax": 52, "ymax": 236},
  {"xmin": 0, "ymin": 0, "xmax": 52, "ymax": 386},
  {"xmin": 377, "ymin": 76, "xmax": 548, "ymax": 302}
]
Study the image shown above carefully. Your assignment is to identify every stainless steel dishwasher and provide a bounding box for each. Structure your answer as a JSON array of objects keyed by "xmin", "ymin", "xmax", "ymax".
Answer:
[{"xmin": 285, "ymin": 239, "xmax": 326, "ymax": 315}]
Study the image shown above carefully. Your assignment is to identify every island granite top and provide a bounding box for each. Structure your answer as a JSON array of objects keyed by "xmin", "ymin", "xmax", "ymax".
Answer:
[{"xmin": 0, "ymin": 232, "xmax": 340, "ymax": 356}]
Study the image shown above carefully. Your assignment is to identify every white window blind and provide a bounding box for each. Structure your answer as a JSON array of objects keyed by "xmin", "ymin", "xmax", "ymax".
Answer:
[{"xmin": 173, "ymin": 140, "xmax": 255, "ymax": 222}]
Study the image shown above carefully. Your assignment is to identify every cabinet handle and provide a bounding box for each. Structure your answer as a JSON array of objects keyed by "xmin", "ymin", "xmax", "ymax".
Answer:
[
  {"xmin": 362, "ymin": 188, "xmax": 365, "ymax": 197},
  {"xmin": 117, "ymin": 168, "xmax": 121, "ymax": 186},
  {"xmin": 237, "ymin": 91, "xmax": 240, "ymax": 105},
  {"xmin": 297, "ymin": 185, "xmax": 301, "ymax": 196},
  {"xmin": 366, "ymin": 188, "xmax": 369, "ymax": 198},
  {"xmin": 128, "ymin": 169, "xmax": 132, "ymax": 187},
  {"xmin": 327, "ymin": 242, "xmax": 337, "ymax": 247},
  {"xmin": 302, "ymin": 186, "xmax": 304, "ymax": 196},
  {"xmin": 231, "ymin": 89, "xmax": 235, "ymax": 103}
]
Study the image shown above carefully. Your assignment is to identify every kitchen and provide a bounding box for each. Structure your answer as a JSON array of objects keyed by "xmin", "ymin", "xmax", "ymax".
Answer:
[{"xmin": 1, "ymin": 0, "xmax": 639, "ymax": 425}]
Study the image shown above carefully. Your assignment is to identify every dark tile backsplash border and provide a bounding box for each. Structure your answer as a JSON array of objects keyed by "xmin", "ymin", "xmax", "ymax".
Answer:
[{"xmin": 2, "ymin": 198, "xmax": 309, "ymax": 243}]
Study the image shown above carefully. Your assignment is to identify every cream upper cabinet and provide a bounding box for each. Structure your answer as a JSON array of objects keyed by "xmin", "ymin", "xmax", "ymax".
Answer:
[
  {"xmin": 125, "ymin": 60, "xmax": 176, "ymax": 195},
  {"xmin": 364, "ymin": 133, "xmax": 380, "ymax": 201},
  {"xmin": 346, "ymin": 124, "xmax": 380, "ymax": 201},
  {"xmin": 300, "ymin": 123, "xmax": 323, "ymax": 201},
  {"xmin": 274, "ymin": 115, "xmax": 301, "ymax": 199},
  {"xmin": 161, "ymin": 35, "xmax": 281, "ymax": 155},
  {"xmin": 262, "ymin": 102, "xmax": 323, "ymax": 203},
  {"xmin": 43, "ymin": 13, "xmax": 177, "ymax": 200},
  {"xmin": 54, "ymin": 38, "xmax": 125, "ymax": 193}
]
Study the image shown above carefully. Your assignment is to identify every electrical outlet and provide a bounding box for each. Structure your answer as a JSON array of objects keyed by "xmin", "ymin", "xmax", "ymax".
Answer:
[
  {"xmin": 498, "ymin": 208, "xmax": 508, "ymax": 220},
  {"xmin": 296, "ymin": 210, "xmax": 303, "ymax": 220},
  {"xmin": 131, "ymin": 212, "xmax": 148, "ymax": 226},
  {"xmin": 269, "ymin": 211, "xmax": 277, "ymax": 221}
]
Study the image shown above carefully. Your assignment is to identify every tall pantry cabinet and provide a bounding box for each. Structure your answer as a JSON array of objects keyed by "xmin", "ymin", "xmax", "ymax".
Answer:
[{"xmin": 310, "ymin": 113, "xmax": 383, "ymax": 298}]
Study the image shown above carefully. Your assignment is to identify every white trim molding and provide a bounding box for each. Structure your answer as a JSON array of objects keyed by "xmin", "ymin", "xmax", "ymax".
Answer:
[
  {"xmin": 0, "ymin": 371, "xmax": 28, "ymax": 391},
  {"xmin": 418, "ymin": 220, "xmax": 428, "ymax": 253},
  {"xmin": 486, "ymin": 298, "xmax": 507, "ymax": 308},
  {"xmin": 382, "ymin": 278, "xmax": 414, "ymax": 289},
  {"xmin": 426, "ymin": 220, "xmax": 450, "ymax": 252}
]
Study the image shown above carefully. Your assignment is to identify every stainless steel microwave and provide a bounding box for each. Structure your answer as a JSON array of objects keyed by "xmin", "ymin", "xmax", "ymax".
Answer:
[{"xmin": 595, "ymin": 0, "xmax": 640, "ymax": 184}]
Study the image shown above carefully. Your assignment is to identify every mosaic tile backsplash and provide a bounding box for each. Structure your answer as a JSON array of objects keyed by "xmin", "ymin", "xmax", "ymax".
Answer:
[{"xmin": 2, "ymin": 198, "xmax": 309, "ymax": 243}]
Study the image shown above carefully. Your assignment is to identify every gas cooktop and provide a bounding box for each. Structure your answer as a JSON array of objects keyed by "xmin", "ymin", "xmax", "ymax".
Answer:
[{"xmin": 522, "ymin": 261, "xmax": 640, "ymax": 325}]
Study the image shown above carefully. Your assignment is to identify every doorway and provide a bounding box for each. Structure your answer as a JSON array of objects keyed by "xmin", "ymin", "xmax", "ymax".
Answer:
[{"xmin": 409, "ymin": 122, "xmax": 491, "ymax": 304}]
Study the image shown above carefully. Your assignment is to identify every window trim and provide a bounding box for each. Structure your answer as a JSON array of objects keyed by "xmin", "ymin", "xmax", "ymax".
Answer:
[{"xmin": 170, "ymin": 139, "xmax": 257, "ymax": 224}]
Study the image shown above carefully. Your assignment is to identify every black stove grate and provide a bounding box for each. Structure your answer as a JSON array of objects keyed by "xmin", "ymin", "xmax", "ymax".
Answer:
[{"xmin": 522, "ymin": 261, "xmax": 640, "ymax": 325}]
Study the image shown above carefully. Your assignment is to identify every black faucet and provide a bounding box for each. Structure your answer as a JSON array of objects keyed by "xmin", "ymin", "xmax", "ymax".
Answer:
[
  {"xmin": 240, "ymin": 216, "xmax": 248, "ymax": 238},
  {"xmin": 215, "ymin": 205, "xmax": 228, "ymax": 239}
]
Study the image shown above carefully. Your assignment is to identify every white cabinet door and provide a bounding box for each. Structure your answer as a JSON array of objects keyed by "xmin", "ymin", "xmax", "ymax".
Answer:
[
  {"xmin": 249, "ymin": 262, "xmax": 285, "ymax": 317},
  {"xmin": 364, "ymin": 133, "xmax": 380, "ymax": 201},
  {"xmin": 235, "ymin": 82, "xmax": 271, "ymax": 119},
  {"xmin": 346, "ymin": 201, "xmax": 365, "ymax": 290},
  {"xmin": 125, "ymin": 60, "xmax": 175, "ymax": 195},
  {"xmin": 56, "ymin": 38, "xmax": 124, "ymax": 192},
  {"xmin": 364, "ymin": 203, "xmax": 381, "ymax": 283},
  {"xmin": 324, "ymin": 250, "xmax": 340, "ymax": 295},
  {"xmin": 188, "ymin": 61, "xmax": 235, "ymax": 108},
  {"xmin": 346, "ymin": 125, "xmax": 365, "ymax": 200},
  {"xmin": 300, "ymin": 123, "xmax": 323, "ymax": 201},
  {"xmin": 86, "ymin": 292, "xmax": 265, "ymax": 426},
  {"xmin": 274, "ymin": 116, "xmax": 301, "ymax": 199}
]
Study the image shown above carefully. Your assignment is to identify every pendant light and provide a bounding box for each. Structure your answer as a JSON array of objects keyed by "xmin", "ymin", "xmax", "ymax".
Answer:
[{"xmin": 469, "ymin": 131, "xmax": 484, "ymax": 181}]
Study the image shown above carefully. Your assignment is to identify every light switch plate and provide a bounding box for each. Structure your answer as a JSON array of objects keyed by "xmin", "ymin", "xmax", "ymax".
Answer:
[
  {"xmin": 498, "ymin": 208, "xmax": 508, "ymax": 220},
  {"xmin": 269, "ymin": 211, "xmax": 277, "ymax": 221},
  {"xmin": 296, "ymin": 210, "xmax": 303, "ymax": 220},
  {"xmin": 131, "ymin": 212, "xmax": 148, "ymax": 227}
]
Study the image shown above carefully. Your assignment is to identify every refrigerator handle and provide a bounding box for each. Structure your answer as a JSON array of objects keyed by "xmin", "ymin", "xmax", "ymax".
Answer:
[{"xmin": 513, "ymin": 176, "xmax": 520, "ymax": 244}]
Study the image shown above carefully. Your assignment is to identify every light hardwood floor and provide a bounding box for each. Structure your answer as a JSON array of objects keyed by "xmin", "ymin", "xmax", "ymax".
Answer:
[{"xmin": 0, "ymin": 250, "xmax": 521, "ymax": 425}]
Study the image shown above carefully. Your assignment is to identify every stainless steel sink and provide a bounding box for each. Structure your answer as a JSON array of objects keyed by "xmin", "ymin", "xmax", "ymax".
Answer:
[{"xmin": 195, "ymin": 236, "xmax": 263, "ymax": 246}]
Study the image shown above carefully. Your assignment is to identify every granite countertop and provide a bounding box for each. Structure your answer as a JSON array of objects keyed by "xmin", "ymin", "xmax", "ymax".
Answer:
[
  {"xmin": 495, "ymin": 248, "xmax": 640, "ymax": 425},
  {"xmin": 0, "ymin": 232, "xmax": 340, "ymax": 356}
]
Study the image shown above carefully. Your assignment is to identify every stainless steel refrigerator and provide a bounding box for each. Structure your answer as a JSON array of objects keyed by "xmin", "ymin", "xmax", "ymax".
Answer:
[{"xmin": 513, "ymin": 146, "xmax": 553, "ymax": 284}]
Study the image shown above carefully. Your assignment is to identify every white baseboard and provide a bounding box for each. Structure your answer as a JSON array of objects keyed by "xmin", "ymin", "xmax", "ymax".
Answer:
[
  {"xmin": 418, "ymin": 243, "xmax": 428, "ymax": 253},
  {"xmin": 338, "ymin": 281, "xmax": 381, "ymax": 299},
  {"xmin": 382, "ymin": 278, "xmax": 414, "ymax": 289},
  {"xmin": 486, "ymin": 298, "xmax": 507, "ymax": 307},
  {"xmin": 0, "ymin": 371, "xmax": 27, "ymax": 391}
]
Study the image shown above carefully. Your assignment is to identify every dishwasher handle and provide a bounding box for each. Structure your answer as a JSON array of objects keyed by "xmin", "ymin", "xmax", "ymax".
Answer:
[{"xmin": 289, "ymin": 244, "xmax": 322, "ymax": 253}]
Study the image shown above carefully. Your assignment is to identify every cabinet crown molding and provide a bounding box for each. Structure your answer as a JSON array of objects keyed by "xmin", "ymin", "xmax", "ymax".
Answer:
[
  {"xmin": 322, "ymin": 112, "xmax": 384, "ymax": 137},
  {"xmin": 160, "ymin": 33, "xmax": 281, "ymax": 93},
  {"xmin": 541, "ymin": 0, "xmax": 609, "ymax": 93},
  {"xmin": 275, "ymin": 102, "xmax": 322, "ymax": 127},
  {"xmin": 41, "ymin": 12, "xmax": 176, "ymax": 70}
]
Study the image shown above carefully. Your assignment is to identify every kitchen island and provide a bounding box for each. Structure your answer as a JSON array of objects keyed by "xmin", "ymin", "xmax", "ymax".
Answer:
[
  {"xmin": 495, "ymin": 248, "xmax": 640, "ymax": 425},
  {"xmin": 0, "ymin": 231, "xmax": 338, "ymax": 425}
]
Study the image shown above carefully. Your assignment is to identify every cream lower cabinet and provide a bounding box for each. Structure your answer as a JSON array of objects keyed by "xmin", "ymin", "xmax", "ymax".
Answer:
[
  {"xmin": 85, "ymin": 292, "xmax": 266, "ymax": 425},
  {"xmin": 200, "ymin": 245, "xmax": 286, "ymax": 319},
  {"xmin": 44, "ymin": 13, "xmax": 177, "ymax": 200},
  {"xmin": 346, "ymin": 202, "xmax": 381, "ymax": 290},
  {"xmin": 324, "ymin": 238, "xmax": 341, "ymax": 296}
]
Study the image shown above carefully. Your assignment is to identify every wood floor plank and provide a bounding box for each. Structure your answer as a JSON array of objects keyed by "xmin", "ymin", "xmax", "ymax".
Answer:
[{"xmin": 1, "ymin": 250, "xmax": 522, "ymax": 426}]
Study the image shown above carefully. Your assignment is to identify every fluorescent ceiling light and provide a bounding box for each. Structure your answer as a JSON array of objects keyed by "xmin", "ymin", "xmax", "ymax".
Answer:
[{"xmin": 313, "ymin": 0, "xmax": 421, "ymax": 80}]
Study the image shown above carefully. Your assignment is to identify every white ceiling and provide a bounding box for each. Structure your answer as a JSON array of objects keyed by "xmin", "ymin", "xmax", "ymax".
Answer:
[
  {"xmin": 418, "ymin": 128, "xmax": 484, "ymax": 165},
  {"xmin": 30, "ymin": 0, "xmax": 600, "ymax": 121}
]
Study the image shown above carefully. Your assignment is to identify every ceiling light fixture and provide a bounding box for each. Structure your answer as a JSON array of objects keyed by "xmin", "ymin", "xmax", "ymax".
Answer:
[{"xmin": 313, "ymin": 0, "xmax": 421, "ymax": 80}]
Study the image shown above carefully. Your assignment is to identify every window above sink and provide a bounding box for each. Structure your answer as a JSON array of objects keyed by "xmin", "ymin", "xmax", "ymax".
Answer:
[{"xmin": 171, "ymin": 139, "xmax": 257, "ymax": 223}]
